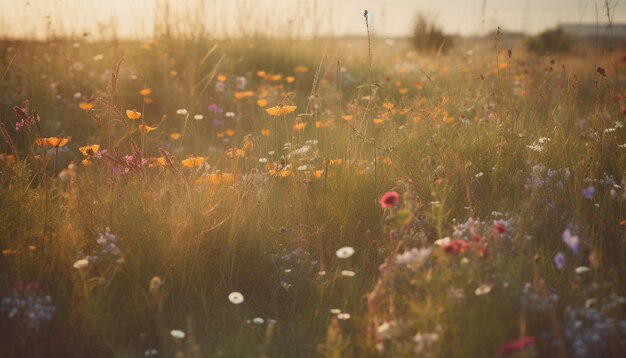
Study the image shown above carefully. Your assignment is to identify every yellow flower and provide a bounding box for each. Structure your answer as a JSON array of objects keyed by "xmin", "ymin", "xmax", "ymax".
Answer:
[
  {"xmin": 341, "ymin": 114, "xmax": 353, "ymax": 122},
  {"xmin": 217, "ymin": 74, "xmax": 227, "ymax": 82},
  {"xmin": 266, "ymin": 104, "xmax": 297, "ymax": 116},
  {"xmin": 286, "ymin": 76, "xmax": 295, "ymax": 84},
  {"xmin": 138, "ymin": 123, "xmax": 157, "ymax": 134},
  {"xmin": 36, "ymin": 137, "xmax": 69, "ymax": 148},
  {"xmin": 372, "ymin": 118, "xmax": 385, "ymax": 125},
  {"xmin": 225, "ymin": 129, "xmax": 236, "ymax": 137},
  {"xmin": 82, "ymin": 158, "xmax": 92, "ymax": 166},
  {"xmin": 170, "ymin": 132, "xmax": 181, "ymax": 140},
  {"xmin": 270, "ymin": 74, "xmax": 282, "ymax": 81},
  {"xmin": 79, "ymin": 102, "xmax": 94, "ymax": 110},
  {"xmin": 292, "ymin": 122, "xmax": 307, "ymax": 131},
  {"xmin": 234, "ymin": 91, "xmax": 255, "ymax": 100},
  {"xmin": 79, "ymin": 144, "xmax": 100, "ymax": 157},
  {"xmin": 226, "ymin": 148, "xmax": 246, "ymax": 158},
  {"xmin": 207, "ymin": 173, "xmax": 221, "ymax": 185},
  {"xmin": 181, "ymin": 156, "xmax": 206, "ymax": 168},
  {"xmin": 270, "ymin": 169, "xmax": 292, "ymax": 177},
  {"xmin": 256, "ymin": 70, "xmax": 267, "ymax": 78},
  {"xmin": 398, "ymin": 88, "xmax": 409, "ymax": 95},
  {"xmin": 256, "ymin": 99, "xmax": 268, "ymax": 107},
  {"xmin": 139, "ymin": 88, "xmax": 152, "ymax": 96},
  {"xmin": 150, "ymin": 156, "xmax": 167, "ymax": 167},
  {"xmin": 328, "ymin": 159, "xmax": 342, "ymax": 166},
  {"xmin": 143, "ymin": 97, "xmax": 153, "ymax": 105},
  {"xmin": 261, "ymin": 128, "xmax": 271, "ymax": 137},
  {"xmin": 313, "ymin": 170, "xmax": 324, "ymax": 178},
  {"xmin": 382, "ymin": 101, "xmax": 394, "ymax": 110},
  {"xmin": 294, "ymin": 65, "xmax": 309, "ymax": 73},
  {"xmin": 126, "ymin": 109, "xmax": 142, "ymax": 120}
]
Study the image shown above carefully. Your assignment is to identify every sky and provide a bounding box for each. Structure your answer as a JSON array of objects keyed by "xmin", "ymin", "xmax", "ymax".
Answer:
[{"xmin": 0, "ymin": 0, "xmax": 624, "ymax": 40}]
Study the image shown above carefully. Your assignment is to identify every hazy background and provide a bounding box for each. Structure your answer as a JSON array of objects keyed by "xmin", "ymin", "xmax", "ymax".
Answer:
[{"xmin": 0, "ymin": 0, "xmax": 624, "ymax": 39}]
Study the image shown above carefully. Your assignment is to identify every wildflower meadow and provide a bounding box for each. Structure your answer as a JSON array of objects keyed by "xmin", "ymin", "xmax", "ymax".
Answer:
[{"xmin": 0, "ymin": 2, "xmax": 625, "ymax": 357}]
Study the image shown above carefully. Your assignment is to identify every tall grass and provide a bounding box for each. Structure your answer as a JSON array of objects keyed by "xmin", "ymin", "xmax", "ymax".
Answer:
[{"xmin": 0, "ymin": 6, "xmax": 625, "ymax": 358}]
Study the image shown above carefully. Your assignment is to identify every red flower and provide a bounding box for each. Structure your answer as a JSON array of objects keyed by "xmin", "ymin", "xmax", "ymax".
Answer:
[
  {"xmin": 496, "ymin": 336, "xmax": 535, "ymax": 356},
  {"xmin": 495, "ymin": 223, "xmax": 507, "ymax": 234},
  {"xmin": 442, "ymin": 240, "xmax": 470, "ymax": 255},
  {"xmin": 380, "ymin": 191, "xmax": 399, "ymax": 209}
]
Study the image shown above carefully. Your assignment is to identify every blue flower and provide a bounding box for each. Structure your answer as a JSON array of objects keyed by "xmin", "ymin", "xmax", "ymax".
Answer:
[
  {"xmin": 562, "ymin": 229, "xmax": 580, "ymax": 254},
  {"xmin": 582, "ymin": 186, "xmax": 595, "ymax": 200},
  {"xmin": 554, "ymin": 252, "xmax": 566, "ymax": 270}
]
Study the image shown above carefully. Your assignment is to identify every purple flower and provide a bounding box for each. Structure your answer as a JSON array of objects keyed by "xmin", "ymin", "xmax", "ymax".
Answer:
[
  {"xmin": 208, "ymin": 104, "xmax": 223, "ymax": 113},
  {"xmin": 562, "ymin": 229, "xmax": 580, "ymax": 254},
  {"xmin": 581, "ymin": 186, "xmax": 595, "ymax": 199},
  {"xmin": 94, "ymin": 149, "xmax": 107, "ymax": 159},
  {"xmin": 554, "ymin": 252, "xmax": 565, "ymax": 270}
]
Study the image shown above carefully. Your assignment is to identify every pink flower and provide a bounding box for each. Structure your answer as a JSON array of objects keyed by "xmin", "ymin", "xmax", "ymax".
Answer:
[
  {"xmin": 380, "ymin": 191, "xmax": 399, "ymax": 208},
  {"xmin": 496, "ymin": 336, "xmax": 535, "ymax": 356}
]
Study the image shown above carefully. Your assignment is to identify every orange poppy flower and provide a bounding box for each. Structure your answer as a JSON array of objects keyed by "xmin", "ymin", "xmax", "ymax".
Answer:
[
  {"xmin": 181, "ymin": 156, "xmax": 206, "ymax": 168},
  {"xmin": 292, "ymin": 122, "xmax": 307, "ymax": 131},
  {"xmin": 138, "ymin": 123, "xmax": 157, "ymax": 134},
  {"xmin": 234, "ymin": 91, "xmax": 256, "ymax": 100},
  {"xmin": 79, "ymin": 144, "xmax": 100, "ymax": 156},
  {"xmin": 79, "ymin": 102, "xmax": 95, "ymax": 110},
  {"xmin": 266, "ymin": 105, "xmax": 297, "ymax": 116},
  {"xmin": 36, "ymin": 137, "xmax": 69, "ymax": 148},
  {"xmin": 226, "ymin": 148, "xmax": 246, "ymax": 158},
  {"xmin": 126, "ymin": 110, "xmax": 142, "ymax": 120},
  {"xmin": 294, "ymin": 65, "xmax": 309, "ymax": 73}
]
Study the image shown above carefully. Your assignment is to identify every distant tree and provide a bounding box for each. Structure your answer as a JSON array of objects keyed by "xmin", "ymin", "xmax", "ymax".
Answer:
[
  {"xmin": 411, "ymin": 14, "xmax": 454, "ymax": 53},
  {"xmin": 525, "ymin": 28, "xmax": 574, "ymax": 55}
]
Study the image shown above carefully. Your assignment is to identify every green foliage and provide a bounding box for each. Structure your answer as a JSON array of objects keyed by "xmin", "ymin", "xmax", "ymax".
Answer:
[
  {"xmin": 411, "ymin": 14, "xmax": 454, "ymax": 54},
  {"xmin": 525, "ymin": 28, "xmax": 574, "ymax": 55}
]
